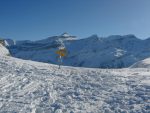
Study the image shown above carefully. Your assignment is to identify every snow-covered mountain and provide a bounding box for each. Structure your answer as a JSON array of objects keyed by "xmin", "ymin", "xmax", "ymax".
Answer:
[
  {"xmin": 131, "ymin": 57, "xmax": 150, "ymax": 68},
  {"xmin": 0, "ymin": 53, "xmax": 149, "ymax": 113},
  {"xmin": 6, "ymin": 33, "xmax": 150, "ymax": 68}
]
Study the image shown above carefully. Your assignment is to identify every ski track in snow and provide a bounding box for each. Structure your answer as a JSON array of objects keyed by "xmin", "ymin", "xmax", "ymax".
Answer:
[{"xmin": 0, "ymin": 56, "xmax": 150, "ymax": 113}]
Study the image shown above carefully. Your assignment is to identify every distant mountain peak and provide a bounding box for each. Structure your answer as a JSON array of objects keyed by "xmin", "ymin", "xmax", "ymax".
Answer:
[
  {"xmin": 106, "ymin": 34, "xmax": 139, "ymax": 41},
  {"xmin": 123, "ymin": 34, "xmax": 139, "ymax": 39},
  {"xmin": 61, "ymin": 32, "xmax": 70, "ymax": 37},
  {"xmin": 60, "ymin": 32, "xmax": 77, "ymax": 40}
]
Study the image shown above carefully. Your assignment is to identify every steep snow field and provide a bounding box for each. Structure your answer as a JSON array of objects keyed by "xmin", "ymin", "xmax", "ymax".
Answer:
[
  {"xmin": 0, "ymin": 44, "xmax": 10, "ymax": 56},
  {"xmin": 0, "ymin": 55, "xmax": 150, "ymax": 113}
]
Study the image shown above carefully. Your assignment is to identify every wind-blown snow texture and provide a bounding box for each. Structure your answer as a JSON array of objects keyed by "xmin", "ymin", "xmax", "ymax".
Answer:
[
  {"xmin": 7, "ymin": 33, "xmax": 150, "ymax": 68},
  {"xmin": 0, "ymin": 55, "xmax": 150, "ymax": 113}
]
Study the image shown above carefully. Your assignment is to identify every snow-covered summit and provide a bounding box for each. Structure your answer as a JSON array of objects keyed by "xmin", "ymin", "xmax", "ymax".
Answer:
[
  {"xmin": 59, "ymin": 32, "xmax": 77, "ymax": 40},
  {"xmin": 61, "ymin": 32, "xmax": 70, "ymax": 37}
]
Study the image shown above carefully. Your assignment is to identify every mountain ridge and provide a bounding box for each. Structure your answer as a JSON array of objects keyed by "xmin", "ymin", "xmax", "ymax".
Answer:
[{"xmin": 2, "ymin": 33, "xmax": 150, "ymax": 68}]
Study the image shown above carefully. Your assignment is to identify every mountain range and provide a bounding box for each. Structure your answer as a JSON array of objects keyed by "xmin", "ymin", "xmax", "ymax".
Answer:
[{"xmin": 3, "ymin": 33, "xmax": 150, "ymax": 68}]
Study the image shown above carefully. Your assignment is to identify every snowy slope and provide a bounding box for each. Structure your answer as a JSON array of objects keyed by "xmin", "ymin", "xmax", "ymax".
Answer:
[
  {"xmin": 7, "ymin": 34, "xmax": 150, "ymax": 68},
  {"xmin": 0, "ymin": 55, "xmax": 150, "ymax": 113},
  {"xmin": 131, "ymin": 57, "xmax": 150, "ymax": 68},
  {"xmin": 0, "ymin": 44, "xmax": 10, "ymax": 56}
]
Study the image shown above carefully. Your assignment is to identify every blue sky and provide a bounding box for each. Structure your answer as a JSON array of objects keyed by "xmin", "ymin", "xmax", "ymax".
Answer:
[{"xmin": 0, "ymin": 0, "xmax": 150, "ymax": 40}]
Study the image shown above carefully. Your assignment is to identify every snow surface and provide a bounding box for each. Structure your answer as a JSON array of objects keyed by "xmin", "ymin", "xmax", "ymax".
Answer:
[
  {"xmin": 0, "ymin": 55, "xmax": 150, "ymax": 113},
  {"xmin": 0, "ymin": 44, "xmax": 10, "ymax": 56}
]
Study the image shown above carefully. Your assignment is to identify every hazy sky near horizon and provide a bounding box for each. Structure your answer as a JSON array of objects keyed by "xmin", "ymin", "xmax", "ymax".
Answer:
[{"xmin": 0, "ymin": 0, "xmax": 150, "ymax": 40}]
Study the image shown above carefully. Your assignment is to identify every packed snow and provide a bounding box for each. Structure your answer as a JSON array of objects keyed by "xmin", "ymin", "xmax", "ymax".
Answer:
[{"xmin": 0, "ymin": 55, "xmax": 150, "ymax": 113}]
